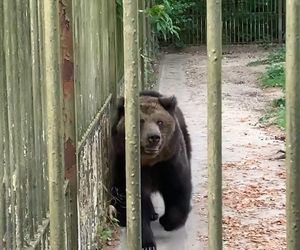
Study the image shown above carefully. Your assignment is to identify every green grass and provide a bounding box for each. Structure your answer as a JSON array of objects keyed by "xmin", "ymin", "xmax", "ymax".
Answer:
[
  {"xmin": 267, "ymin": 47, "xmax": 286, "ymax": 64},
  {"xmin": 276, "ymin": 106, "xmax": 285, "ymax": 129},
  {"xmin": 252, "ymin": 46, "xmax": 288, "ymax": 130},
  {"xmin": 247, "ymin": 46, "xmax": 286, "ymax": 67},
  {"xmin": 272, "ymin": 97, "xmax": 286, "ymax": 129},
  {"xmin": 247, "ymin": 59, "xmax": 269, "ymax": 66},
  {"xmin": 261, "ymin": 63, "xmax": 285, "ymax": 88},
  {"xmin": 259, "ymin": 98, "xmax": 286, "ymax": 129},
  {"xmin": 96, "ymin": 205, "xmax": 120, "ymax": 248}
]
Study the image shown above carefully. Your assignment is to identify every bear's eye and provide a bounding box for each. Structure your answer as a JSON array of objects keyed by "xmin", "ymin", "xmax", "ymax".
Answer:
[
  {"xmin": 157, "ymin": 120, "xmax": 164, "ymax": 126},
  {"xmin": 140, "ymin": 118, "xmax": 145, "ymax": 124}
]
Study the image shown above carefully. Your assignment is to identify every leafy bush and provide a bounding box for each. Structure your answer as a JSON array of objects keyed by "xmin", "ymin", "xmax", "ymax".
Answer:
[
  {"xmin": 147, "ymin": 0, "xmax": 199, "ymax": 46},
  {"xmin": 146, "ymin": 2, "xmax": 180, "ymax": 41}
]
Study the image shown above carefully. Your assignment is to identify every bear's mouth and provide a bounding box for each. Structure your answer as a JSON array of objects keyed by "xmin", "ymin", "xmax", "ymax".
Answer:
[{"xmin": 143, "ymin": 147, "xmax": 160, "ymax": 155}]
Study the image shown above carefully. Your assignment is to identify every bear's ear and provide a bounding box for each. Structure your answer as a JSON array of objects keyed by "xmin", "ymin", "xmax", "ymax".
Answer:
[
  {"xmin": 117, "ymin": 97, "xmax": 125, "ymax": 117},
  {"xmin": 158, "ymin": 96, "xmax": 177, "ymax": 113}
]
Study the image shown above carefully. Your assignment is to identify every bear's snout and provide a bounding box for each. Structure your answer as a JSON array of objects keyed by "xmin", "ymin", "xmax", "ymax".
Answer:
[
  {"xmin": 147, "ymin": 133, "xmax": 161, "ymax": 145},
  {"xmin": 141, "ymin": 122, "xmax": 162, "ymax": 155}
]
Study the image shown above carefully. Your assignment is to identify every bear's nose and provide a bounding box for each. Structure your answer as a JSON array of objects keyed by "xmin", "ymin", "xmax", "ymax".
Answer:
[{"xmin": 147, "ymin": 134, "xmax": 161, "ymax": 145}]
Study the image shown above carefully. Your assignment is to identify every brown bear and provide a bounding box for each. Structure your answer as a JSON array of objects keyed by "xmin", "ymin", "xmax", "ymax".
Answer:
[{"xmin": 111, "ymin": 90, "xmax": 192, "ymax": 249}]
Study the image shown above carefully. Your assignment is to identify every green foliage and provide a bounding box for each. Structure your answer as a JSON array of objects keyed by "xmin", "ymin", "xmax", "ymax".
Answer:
[
  {"xmin": 258, "ymin": 46, "xmax": 287, "ymax": 130},
  {"xmin": 146, "ymin": 2, "xmax": 180, "ymax": 41},
  {"xmin": 98, "ymin": 227, "xmax": 113, "ymax": 244},
  {"xmin": 116, "ymin": 0, "xmax": 122, "ymax": 20},
  {"xmin": 96, "ymin": 204, "xmax": 119, "ymax": 248},
  {"xmin": 271, "ymin": 97, "xmax": 286, "ymax": 129},
  {"xmin": 267, "ymin": 47, "xmax": 286, "ymax": 64},
  {"xmin": 147, "ymin": 0, "xmax": 200, "ymax": 46},
  {"xmin": 272, "ymin": 97, "xmax": 285, "ymax": 108},
  {"xmin": 259, "ymin": 104, "xmax": 285, "ymax": 129},
  {"xmin": 261, "ymin": 63, "xmax": 285, "ymax": 88},
  {"xmin": 276, "ymin": 106, "xmax": 286, "ymax": 129},
  {"xmin": 117, "ymin": 0, "xmax": 283, "ymax": 45}
]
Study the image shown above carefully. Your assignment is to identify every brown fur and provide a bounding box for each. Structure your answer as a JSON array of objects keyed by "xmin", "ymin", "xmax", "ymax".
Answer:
[{"xmin": 111, "ymin": 91, "xmax": 192, "ymax": 249}]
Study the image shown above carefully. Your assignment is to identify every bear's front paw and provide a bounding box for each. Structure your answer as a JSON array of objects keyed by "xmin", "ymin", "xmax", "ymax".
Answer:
[
  {"xmin": 160, "ymin": 215, "xmax": 178, "ymax": 231},
  {"xmin": 159, "ymin": 210, "xmax": 186, "ymax": 231},
  {"xmin": 142, "ymin": 224, "xmax": 156, "ymax": 250},
  {"xmin": 142, "ymin": 241, "xmax": 156, "ymax": 250},
  {"xmin": 150, "ymin": 212, "xmax": 159, "ymax": 221}
]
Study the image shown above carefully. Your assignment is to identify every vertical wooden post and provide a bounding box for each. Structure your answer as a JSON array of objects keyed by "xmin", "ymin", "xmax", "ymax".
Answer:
[
  {"xmin": 30, "ymin": 0, "xmax": 44, "ymax": 230},
  {"xmin": 278, "ymin": 0, "xmax": 283, "ymax": 43},
  {"xmin": 37, "ymin": 0, "xmax": 49, "ymax": 219},
  {"xmin": 139, "ymin": 0, "xmax": 145, "ymax": 90},
  {"xmin": 101, "ymin": 0, "xmax": 110, "ymax": 100},
  {"xmin": 60, "ymin": 1, "xmax": 78, "ymax": 249},
  {"xmin": 3, "ymin": 1, "xmax": 12, "ymax": 249},
  {"xmin": 123, "ymin": 0, "xmax": 142, "ymax": 248},
  {"xmin": 3, "ymin": 0, "xmax": 19, "ymax": 248},
  {"xmin": 0, "ymin": 0, "xmax": 5, "ymax": 246},
  {"xmin": 285, "ymin": 0, "xmax": 300, "ymax": 249},
  {"xmin": 43, "ymin": 0, "xmax": 65, "ymax": 249},
  {"xmin": 108, "ymin": 0, "xmax": 117, "ymax": 100},
  {"xmin": 207, "ymin": 0, "xmax": 222, "ymax": 249}
]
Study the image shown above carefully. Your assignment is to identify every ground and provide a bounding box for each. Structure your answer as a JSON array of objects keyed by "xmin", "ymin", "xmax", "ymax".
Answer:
[{"xmin": 112, "ymin": 46, "xmax": 286, "ymax": 250}]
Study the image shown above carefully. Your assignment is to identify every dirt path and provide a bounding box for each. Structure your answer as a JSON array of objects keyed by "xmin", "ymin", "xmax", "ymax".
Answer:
[{"xmin": 116, "ymin": 46, "xmax": 286, "ymax": 249}]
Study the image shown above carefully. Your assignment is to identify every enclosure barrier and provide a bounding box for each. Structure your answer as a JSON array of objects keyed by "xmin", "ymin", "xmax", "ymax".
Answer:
[
  {"xmin": 171, "ymin": 0, "xmax": 285, "ymax": 45},
  {"xmin": 0, "ymin": 0, "xmax": 155, "ymax": 249},
  {"xmin": 123, "ymin": 0, "xmax": 142, "ymax": 248},
  {"xmin": 72, "ymin": 0, "xmax": 154, "ymax": 248},
  {"xmin": 1, "ymin": 0, "xmax": 51, "ymax": 248},
  {"xmin": 1, "ymin": 0, "xmax": 298, "ymax": 249},
  {"xmin": 207, "ymin": 0, "xmax": 223, "ymax": 249},
  {"xmin": 285, "ymin": 0, "xmax": 300, "ymax": 249},
  {"xmin": 43, "ymin": 0, "xmax": 66, "ymax": 248}
]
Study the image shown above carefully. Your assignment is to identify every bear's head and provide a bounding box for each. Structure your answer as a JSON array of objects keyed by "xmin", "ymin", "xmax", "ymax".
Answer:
[{"xmin": 113, "ymin": 94, "xmax": 178, "ymax": 166}]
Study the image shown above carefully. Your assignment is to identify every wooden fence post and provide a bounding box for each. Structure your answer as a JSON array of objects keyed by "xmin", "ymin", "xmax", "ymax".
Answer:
[
  {"xmin": 0, "ymin": 1, "xmax": 5, "ymax": 246},
  {"xmin": 3, "ymin": 0, "xmax": 19, "ymax": 248},
  {"xmin": 43, "ymin": 0, "xmax": 65, "ymax": 249},
  {"xmin": 108, "ymin": 0, "xmax": 117, "ymax": 100},
  {"xmin": 278, "ymin": 0, "xmax": 283, "ymax": 43},
  {"xmin": 60, "ymin": 1, "xmax": 78, "ymax": 249},
  {"xmin": 285, "ymin": 0, "xmax": 300, "ymax": 249},
  {"xmin": 123, "ymin": 0, "xmax": 142, "ymax": 248},
  {"xmin": 139, "ymin": 0, "xmax": 146, "ymax": 90},
  {"xmin": 207, "ymin": 0, "xmax": 223, "ymax": 249}
]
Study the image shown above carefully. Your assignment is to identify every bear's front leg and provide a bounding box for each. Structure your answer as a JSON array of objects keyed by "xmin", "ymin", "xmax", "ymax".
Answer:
[
  {"xmin": 159, "ymin": 204, "xmax": 190, "ymax": 231},
  {"xmin": 142, "ymin": 219, "xmax": 156, "ymax": 250},
  {"xmin": 142, "ymin": 194, "xmax": 156, "ymax": 249},
  {"xmin": 144, "ymin": 195, "xmax": 159, "ymax": 221},
  {"xmin": 158, "ymin": 170, "xmax": 192, "ymax": 231}
]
